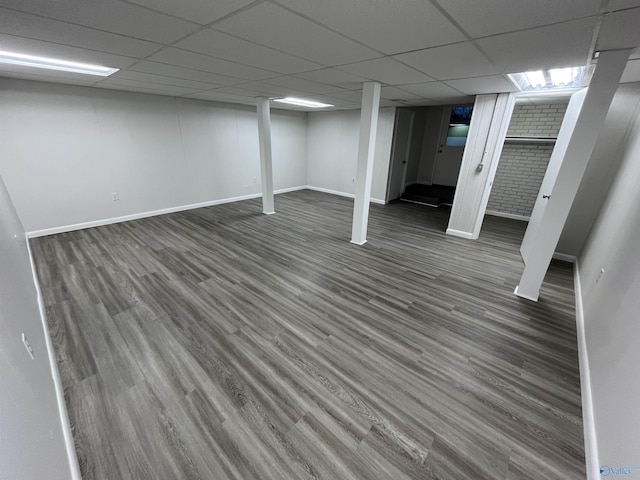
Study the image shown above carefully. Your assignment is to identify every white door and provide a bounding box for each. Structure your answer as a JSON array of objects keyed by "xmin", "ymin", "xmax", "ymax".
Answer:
[
  {"xmin": 387, "ymin": 109, "xmax": 414, "ymax": 201},
  {"xmin": 520, "ymin": 88, "xmax": 587, "ymax": 263},
  {"xmin": 432, "ymin": 106, "xmax": 472, "ymax": 186}
]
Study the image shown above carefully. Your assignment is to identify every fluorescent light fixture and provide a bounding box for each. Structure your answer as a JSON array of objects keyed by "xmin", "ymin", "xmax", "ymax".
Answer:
[
  {"xmin": 273, "ymin": 97, "xmax": 334, "ymax": 108},
  {"xmin": 524, "ymin": 70, "xmax": 546, "ymax": 88},
  {"xmin": 0, "ymin": 50, "xmax": 119, "ymax": 76},
  {"xmin": 509, "ymin": 66, "xmax": 584, "ymax": 91}
]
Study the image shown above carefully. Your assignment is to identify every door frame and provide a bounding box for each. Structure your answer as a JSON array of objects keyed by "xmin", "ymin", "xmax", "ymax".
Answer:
[{"xmin": 385, "ymin": 108, "xmax": 415, "ymax": 203}]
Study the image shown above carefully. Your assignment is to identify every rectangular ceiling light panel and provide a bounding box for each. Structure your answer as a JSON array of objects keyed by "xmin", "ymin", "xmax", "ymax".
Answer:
[
  {"xmin": 0, "ymin": 50, "xmax": 119, "ymax": 76},
  {"xmin": 273, "ymin": 97, "xmax": 334, "ymax": 108}
]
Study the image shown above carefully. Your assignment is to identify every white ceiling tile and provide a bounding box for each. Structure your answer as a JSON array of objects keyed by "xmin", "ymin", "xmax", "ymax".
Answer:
[
  {"xmin": 295, "ymin": 68, "xmax": 368, "ymax": 90},
  {"xmin": 398, "ymin": 82, "xmax": 465, "ymax": 99},
  {"xmin": 273, "ymin": 0, "xmax": 465, "ymax": 54},
  {"xmin": 96, "ymin": 78, "xmax": 201, "ymax": 95},
  {"xmin": 147, "ymin": 47, "xmax": 278, "ymax": 80},
  {"xmin": 96, "ymin": 83, "xmax": 199, "ymax": 97},
  {"xmin": 0, "ymin": 70, "xmax": 98, "ymax": 87},
  {"xmin": 214, "ymin": 3, "xmax": 379, "ymax": 66},
  {"xmin": 325, "ymin": 90, "xmax": 366, "ymax": 103},
  {"xmin": 621, "ymin": 59, "xmax": 640, "ymax": 83},
  {"xmin": 0, "ymin": 8, "xmax": 160, "ymax": 58},
  {"xmin": 380, "ymin": 86, "xmax": 422, "ymax": 101},
  {"xmin": 176, "ymin": 28, "xmax": 320, "ymax": 74},
  {"xmin": 394, "ymin": 42, "xmax": 499, "ymax": 80},
  {"xmin": 608, "ymin": 0, "xmax": 640, "ymax": 11},
  {"xmin": 596, "ymin": 8, "xmax": 640, "ymax": 50},
  {"xmin": 476, "ymin": 17, "xmax": 598, "ymax": 73},
  {"xmin": 264, "ymin": 76, "xmax": 344, "ymax": 95},
  {"xmin": 126, "ymin": 0, "xmax": 254, "ymax": 24},
  {"xmin": 444, "ymin": 75, "xmax": 518, "ymax": 95},
  {"xmin": 227, "ymin": 82, "xmax": 292, "ymax": 96},
  {"xmin": 439, "ymin": 0, "xmax": 601, "ymax": 38},
  {"xmin": 183, "ymin": 92, "xmax": 256, "ymax": 106},
  {"xmin": 337, "ymin": 57, "xmax": 433, "ymax": 85},
  {"xmin": 204, "ymin": 86, "xmax": 271, "ymax": 97},
  {"xmin": 108, "ymin": 71, "xmax": 221, "ymax": 90},
  {"xmin": 0, "ymin": 0, "xmax": 199, "ymax": 43},
  {"xmin": 0, "ymin": 33, "xmax": 135, "ymax": 68},
  {"xmin": 129, "ymin": 61, "xmax": 243, "ymax": 86}
]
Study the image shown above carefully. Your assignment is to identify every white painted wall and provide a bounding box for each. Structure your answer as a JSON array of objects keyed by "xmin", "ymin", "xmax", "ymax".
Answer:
[
  {"xmin": 0, "ymin": 172, "xmax": 76, "ymax": 479},
  {"xmin": 558, "ymin": 83, "xmax": 640, "ymax": 256},
  {"xmin": 306, "ymin": 107, "xmax": 396, "ymax": 203},
  {"xmin": 577, "ymin": 93, "xmax": 640, "ymax": 471},
  {"xmin": 0, "ymin": 78, "xmax": 307, "ymax": 233}
]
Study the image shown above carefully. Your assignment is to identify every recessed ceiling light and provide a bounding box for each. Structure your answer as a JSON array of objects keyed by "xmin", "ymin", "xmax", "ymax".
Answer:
[
  {"xmin": 508, "ymin": 66, "xmax": 584, "ymax": 91},
  {"xmin": 0, "ymin": 50, "xmax": 119, "ymax": 76},
  {"xmin": 273, "ymin": 97, "xmax": 334, "ymax": 108}
]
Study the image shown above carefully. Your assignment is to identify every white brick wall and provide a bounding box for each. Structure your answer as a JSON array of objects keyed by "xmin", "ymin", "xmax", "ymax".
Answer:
[{"xmin": 487, "ymin": 103, "xmax": 568, "ymax": 218}]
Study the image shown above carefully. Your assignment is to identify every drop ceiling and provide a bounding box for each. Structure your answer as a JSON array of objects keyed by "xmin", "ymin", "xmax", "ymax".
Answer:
[{"xmin": 0, "ymin": 0, "xmax": 639, "ymax": 110}]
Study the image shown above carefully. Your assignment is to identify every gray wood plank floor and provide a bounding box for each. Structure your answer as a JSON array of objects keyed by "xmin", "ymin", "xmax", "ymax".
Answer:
[{"xmin": 31, "ymin": 190, "xmax": 584, "ymax": 480}]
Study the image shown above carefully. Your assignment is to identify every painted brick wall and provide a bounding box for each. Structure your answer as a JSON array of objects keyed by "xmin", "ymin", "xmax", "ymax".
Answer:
[{"xmin": 487, "ymin": 103, "xmax": 568, "ymax": 218}]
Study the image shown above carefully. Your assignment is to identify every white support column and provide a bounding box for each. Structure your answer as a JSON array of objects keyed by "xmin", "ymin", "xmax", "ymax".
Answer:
[
  {"xmin": 515, "ymin": 49, "xmax": 631, "ymax": 301},
  {"xmin": 446, "ymin": 93, "xmax": 515, "ymax": 239},
  {"xmin": 351, "ymin": 82, "xmax": 381, "ymax": 245},
  {"xmin": 257, "ymin": 97, "xmax": 275, "ymax": 215}
]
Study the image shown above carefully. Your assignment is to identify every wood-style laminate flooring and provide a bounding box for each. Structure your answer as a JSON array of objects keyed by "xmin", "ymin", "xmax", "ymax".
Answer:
[{"xmin": 31, "ymin": 190, "xmax": 585, "ymax": 480}]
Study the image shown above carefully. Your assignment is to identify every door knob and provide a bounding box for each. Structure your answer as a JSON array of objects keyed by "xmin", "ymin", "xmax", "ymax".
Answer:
[{"xmin": 543, "ymin": 194, "xmax": 550, "ymax": 199}]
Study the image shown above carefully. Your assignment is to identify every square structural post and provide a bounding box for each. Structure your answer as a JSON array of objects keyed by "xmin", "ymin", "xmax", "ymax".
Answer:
[
  {"xmin": 257, "ymin": 97, "xmax": 275, "ymax": 215},
  {"xmin": 351, "ymin": 82, "xmax": 381, "ymax": 245},
  {"xmin": 515, "ymin": 49, "xmax": 632, "ymax": 301}
]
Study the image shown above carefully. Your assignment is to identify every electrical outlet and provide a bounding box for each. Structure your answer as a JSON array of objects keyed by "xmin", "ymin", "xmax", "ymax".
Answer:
[
  {"xmin": 596, "ymin": 268, "xmax": 605, "ymax": 284},
  {"xmin": 352, "ymin": 177, "xmax": 355, "ymax": 183},
  {"xmin": 22, "ymin": 333, "xmax": 34, "ymax": 360},
  {"xmin": 111, "ymin": 192, "xmax": 119, "ymax": 201}
]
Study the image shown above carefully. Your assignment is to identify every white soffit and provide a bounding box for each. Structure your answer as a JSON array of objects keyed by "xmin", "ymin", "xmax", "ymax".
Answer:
[
  {"xmin": 477, "ymin": 17, "xmax": 599, "ymax": 72},
  {"xmin": 393, "ymin": 42, "xmax": 499, "ymax": 80},
  {"xmin": 214, "ymin": 3, "xmax": 379, "ymax": 66},
  {"xmin": 273, "ymin": 0, "xmax": 465, "ymax": 54},
  {"xmin": 438, "ymin": 0, "xmax": 601, "ymax": 38}
]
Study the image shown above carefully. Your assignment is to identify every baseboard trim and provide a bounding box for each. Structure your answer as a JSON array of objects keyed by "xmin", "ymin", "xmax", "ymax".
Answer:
[
  {"xmin": 26, "ymin": 237, "xmax": 82, "ymax": 480},
  {"xmin": 26, "ymin": 186, "xmax": 306, "ymax": 238},
  {"xmin": 574, "ymin": 259, "xmax": 599, "ymax": 479},
  {"xmin": 304, "ymin": 185, "xmax": 386, "ymax": 205},
  {"xmin": 553, "ymin": 252, "xmax": 577, "ymax": 263},
  {"xmin": 485, "ymin": 210, "xmax": 530, "ymax": 222},
  {"xmin": 445, "ymin": 228, "xmax": 477, "ymax": 240}
]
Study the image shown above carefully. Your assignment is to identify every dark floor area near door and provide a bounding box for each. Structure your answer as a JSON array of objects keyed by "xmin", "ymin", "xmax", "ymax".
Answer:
[
  {"xmin": 401, "ymin": 184, "xmax": 456, "ymax": 206},
  {"xmin": 31, "ymin": 190, "xmax": 584, "ymax": 480}
]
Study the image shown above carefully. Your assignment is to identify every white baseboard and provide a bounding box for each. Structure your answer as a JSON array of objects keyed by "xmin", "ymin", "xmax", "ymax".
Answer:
[
  {"xmin": 304, "ymin": 185, "xmax": 386, "ymax": 205},
  {"xmin": 553, "ymin": 252, "xmax": 577, "ymax": 263},
  {"xmin": 26, "ymin": 186, "xmax": 307, "ymax": 238},
  {"xmin": 26, "ymin": 237, "xmax": 82, "ymax": 480},
  {"xmin": 485, "ymin": 210, "xmax": 531, "ymax": 222},
  {"xmin": 445, "ymin": 228, "xmax": 477, "ymax": 240},
  {"xmin": 574, "ymin": 259, "xmax": 599, "ymax": 479}
]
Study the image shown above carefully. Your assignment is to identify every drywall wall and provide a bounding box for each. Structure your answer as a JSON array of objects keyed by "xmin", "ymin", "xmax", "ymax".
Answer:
[
  {"xmin": 0, "ymin": 78, "xmax": 307, "ymax": 233},
  {"xmin": 558, "ymin": 83, "xmax": 640, "ymax": 256},
  {"xmin": 306, "ymin": 107, "xmax": 396, "ymax": 202},
  {"xmin": 0, "ymin": 172, "xmax": 75, "ymax": 479},
  {"xmin": 577, "ymin": 90, "xmax": 640, "ymax": 470},
  {"xmin": 487, "ymin": 103, "xmax": 568, "ymax": 218}
]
